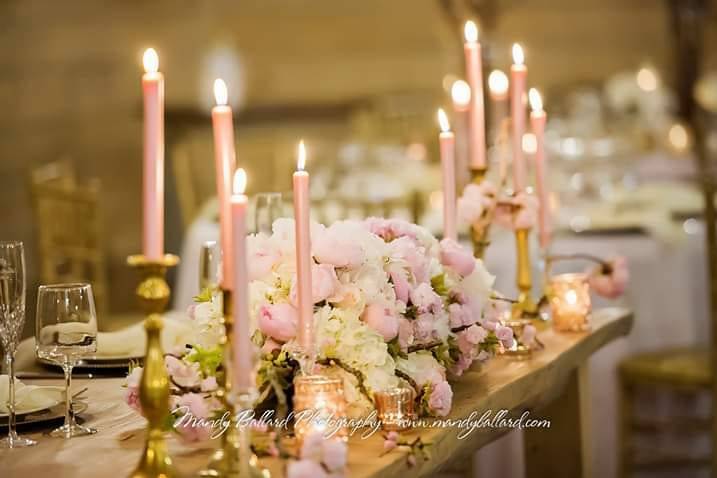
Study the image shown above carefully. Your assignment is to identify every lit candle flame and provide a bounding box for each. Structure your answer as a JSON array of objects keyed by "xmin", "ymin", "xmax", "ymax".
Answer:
[
  {"xmin": 636, "ymin": 67, "xmax": 659, "ymax": 92},
  {"xmin": 488, "ymin": 70, "xmax": 509, "ymax": 96},
  {"xmin": 213, "ymin": 78, "xmax": 228, "ymax": 106},
  {"xmin": 437, "ymin": 108, "xmax": 451, "ymax": 133},
  {"xmin": 297, "ymin": 140, "xmax": 307, "ymax": 171},
  {"xmin": 451, "ymin": 80, "xmax": 471, "ymax": 108},
  {"xmin": 528, "ymin": 88, "xmax": 543, "ymax": 112},
  {"xmin": 512, "ymin": 43, "xmax": 524, "ymax": 65},
  {"xmin": 566, "ymin": 289, "xmax": 578, "ymax": 305},
  {"xmin": 143, "ymin": 48, "xmax": 159, "ymax": 73},
  {"xmin": 233, "ymin": 168, "xmax": 247, "ymax": 195},
  {"xmin": 464, "ymin": 21, "xmax": 478, "ymax": 43}
]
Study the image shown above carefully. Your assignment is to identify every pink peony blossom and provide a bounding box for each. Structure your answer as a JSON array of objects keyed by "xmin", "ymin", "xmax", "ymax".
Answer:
[
  {"xmin": 389, "ymin": 271, "xmax": 410, "ymax": 305},
  {"xmin": 258, "ymin": 303, "xmax": 298, "ymax": 342},
  {"xmin": 247, "ymin": 236, "xmax": 281, "ymax": 281},
  {"xmin": 389, "ymin": 236, "xmax": 430, "ymax": 284},
  {"xmin": 364, "ymin": 217, "xmax": 418, "ymax": 242},
  {"xmin": 321, "ymin": 439, "xmax": 348, "ymax": 472},
  {"xmin": 448, "ymin": 302, "xmax": 473, "ymax": 328},
  {"xmin": 457, "ymin": 182, "xmax": 497, "ymax": 226},
  {"xmin": 439, "ymin": 238, "xmax": 476, "ymax": 277},
  {"xmin": 494, "ymin": 192, "xmax": 538, "ymax": 231},
  {"xmin": 588, "ymin": 256, "xmax": 629, "ymax": 299},
  {"xmin": 397, "ymin": 318, "xmax": 414, "ymax": 351},
  {"xmin": 409, "ymin": 283, "xmax": 442, "ymax": 314},
  {"xmin": 361, "ymin": 303, "xmax": 399, "ymax": 341},
  {"xmin": 413, "ymin": 313, "xmax": 436, "ymax": 342},
  {"xmin": 428, "ymin": 380, "xmax": 453, "ymax": 417},
  {"xmin": 287, "ymin": 459, "xmax": 328, "ymax": 478},
  {"xmin": 173, "ymin": 393, "xmax": 212, "ymax": 443},
  {"xmin": 457, "ymin": 325, "xmax": 488, "ymax": 352},
  {"xmin": 165, "ymin": 355, "xmax": 201, "ymax": 388},
  {"xmin": 313, "ymin": 228, "xmax": 365, "ymax": 268},
  {"xmin": 291, "ymin": 264, "xmax": 339, "ymax": 305},
  {"xmin": 495, "ymin": 324, "xmax": 515, "ymax": 349}
]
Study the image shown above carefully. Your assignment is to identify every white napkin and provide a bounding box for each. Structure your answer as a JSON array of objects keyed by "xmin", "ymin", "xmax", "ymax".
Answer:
[
  {"xmin": 95, "ymin": 312, "xmax": 195, "ymax": 358},
  {"xmin": 0, "ymin": 375, "xmax": 63, "ymax": 414}
]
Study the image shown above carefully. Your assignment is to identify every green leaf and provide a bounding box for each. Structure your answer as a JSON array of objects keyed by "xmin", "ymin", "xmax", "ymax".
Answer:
[
  {"xmin": 185, "ymin": 345, "xmax": 224, "ymax": 377},
  {"xmin": 431, "ymin": 274, "xmax": 450, "ymax": 297},
  {"xmin": 193, "ymin": 287, "xmax": 214, "ymax": 303}
]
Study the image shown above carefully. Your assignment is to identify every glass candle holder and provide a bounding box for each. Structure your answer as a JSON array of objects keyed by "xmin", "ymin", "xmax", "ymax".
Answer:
[
  {"xmin": 500, "ymin": 318, "xmax": 534, "ymax": 358},
  {"xmin": 293, "ymin": 375, "xmax": 347, "ymax": 443},
  {"xmin": 548, "ymin": 273, "xmax": 591, "ymax": 332},
  {"xmin": 374, "ymin": 387, "xmax": 415, "ymax": 431}
]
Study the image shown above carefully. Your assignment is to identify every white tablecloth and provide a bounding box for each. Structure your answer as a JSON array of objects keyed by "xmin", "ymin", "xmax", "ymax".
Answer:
[{"xmin": 174, "ymin": 216, "xmax": 708, "ymax": 478}]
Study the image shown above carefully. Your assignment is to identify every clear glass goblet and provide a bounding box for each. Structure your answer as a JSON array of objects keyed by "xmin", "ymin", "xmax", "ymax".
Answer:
[
  {"xmin": 35, "ymin": 283, "xmax": 98, "ymax": 438},
  {"xmin": 254, "ymin": 192, "xmax": 284, "ymax": 235},
  {"xmin": 0, "ymin": 241, "xmax": 36, "ymax": 448}
]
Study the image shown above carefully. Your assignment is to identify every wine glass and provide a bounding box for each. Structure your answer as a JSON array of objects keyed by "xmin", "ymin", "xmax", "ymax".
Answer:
[
  {"xmin": 0, "ymin": 241, "xmax": 36, "ymax": 448},
  {"xmin": 254, "ymin": 192, "xmax": 284, "ymax": 235},
  {"xmin": 199, "ymin": 240, "xmax": 220, "ymax": 291},
  {"xmin": 35, "ymin": 283, "xmax": 98, "ymax": 438}
]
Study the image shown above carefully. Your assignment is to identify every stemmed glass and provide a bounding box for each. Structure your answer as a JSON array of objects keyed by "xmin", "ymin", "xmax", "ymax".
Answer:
[
  {"xmin": 199, "ymin": 240, "xmax": 220, "ymax": 290},
  {"xmin": 254, "ymin": 192, "xmax": 284, "ymax": 235},
  {"xmin": 35, "ymin": 283, "xmax": 98, "ymax": 438},
  {"xmin": 0, "ymin": 241, "xmax": 36, "ymax": 448}
]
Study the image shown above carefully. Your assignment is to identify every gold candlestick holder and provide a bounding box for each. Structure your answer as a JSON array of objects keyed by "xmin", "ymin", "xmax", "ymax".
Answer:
[
  {"xmin": 200, "ymin": 289, "xmax": 268, "ymax": 478},
  {"xmin": 469, "ymin": 167, "xmax": 491, "ymax": 259},
  {"xmin": 513, "ymin": 229, "xmax": 537, "ymax": 318},
  {"xmin": 127, "ymin": 254, "xmax": 180, "ymax": 478}
]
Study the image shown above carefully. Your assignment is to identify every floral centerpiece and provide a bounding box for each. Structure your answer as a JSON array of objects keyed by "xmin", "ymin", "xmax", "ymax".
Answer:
[{"xmin": 125, "ymin": 218, "xmax": 515, "ymax": 441}]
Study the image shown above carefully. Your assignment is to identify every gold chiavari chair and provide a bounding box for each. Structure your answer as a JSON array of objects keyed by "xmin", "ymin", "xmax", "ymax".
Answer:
[{"xmin": 29, "ymin": 160, "xmax": 109, "ymax": 317}]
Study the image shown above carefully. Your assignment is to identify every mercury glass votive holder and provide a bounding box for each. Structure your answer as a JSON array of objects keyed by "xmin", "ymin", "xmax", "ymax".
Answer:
[
  {"xmin": 293, "ymin": 375, "xmax": 347, "ymax": 444},
  {"xmin": 549, "ymin": 273, "xmax": 591, "ymax": 332},
  {"xmin": 374, "ymin": 387, "xmax": 415, "ymax": 431}
]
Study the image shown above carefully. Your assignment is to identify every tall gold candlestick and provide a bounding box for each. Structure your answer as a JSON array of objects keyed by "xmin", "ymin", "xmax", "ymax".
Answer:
[
  {"xmin": 200, "ymin": 290, "xmax": 268, "ymax": 478},
  {"xmin": 469, "ymin": 167, "xmax": 491, "ymax": 259},
  {"xmin": 513, "ymin": 229, "xmax": 537, "ymax": 318},
  {"xmin": 127, "ymin": 254, "xmax": 179, "ymax": 478}
]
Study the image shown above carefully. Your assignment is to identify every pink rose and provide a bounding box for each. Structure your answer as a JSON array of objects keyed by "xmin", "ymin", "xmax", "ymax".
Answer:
[
  {"xmin": 409, "ymin": 283, "xmax": 442, "ymax": 314},
  {"xmin": 258, "ymin": 303, "xmax": 298, "ymax": 342},
  {"xmin": 361, "ymin": 303, "xmax": 399, "ymax": 341},
  {"xmin": 495, "ymin": 324, "xmax": 515, "ymax": 349},
  {"xmin": 164, "ymin": 355, "xmax": 201, "ymax": 388},
  {"xmin": 390, "ymin": 271, "xmax": 410, "ymax": 305},
  {"xmin": 428, "ymin": 381, "xmax": 453, "ymax": 417},
  {"xmin": 313, "ymin": 229, "xmax": 365, "ymax": 268},
  {"xmin": 588, "ymin": 256, "xmax": 629, "ymax": 299},
  {"xmin": 124, "ymin": 367, "xmax": 143, "ymax": 412},
  {"xmin": 521, "ymin": 324, "xmax": 537, "ymax": 345},
  {"xmin": 287, "ymin": 459, "xmax": 328, "ymax": 478},
  {"xmin": 439, "ymin": 238, "xmax": 476, "ymax": 277}
]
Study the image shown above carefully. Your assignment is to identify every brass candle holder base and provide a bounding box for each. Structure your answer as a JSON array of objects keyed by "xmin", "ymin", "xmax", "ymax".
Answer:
[
  {"xmin": 469, "ymin": 167, "xmax": 491, "ymax": 259},
  {"xmin": 127, "ymin": 254, "xmax": 180, "ymax": 478},
  {"xmin": 512, "ymin": 229, "xmax": 537, "ymax": 318},
  {"xmin": 200, "ymin": 290, "xmax": 269, "ymax": 478}
]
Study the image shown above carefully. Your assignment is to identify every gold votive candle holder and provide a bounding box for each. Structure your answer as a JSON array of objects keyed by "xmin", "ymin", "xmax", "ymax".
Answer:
[
  {"xmin": 293, "ymin": 375, "xmax": 347, "ymax": 443},
  {"xmin": 374, "ymin": 387, "xmax": 415, "ymax": 431},
  {"xmin": 500, "ymin": 318, "xmax": 534, "ymax": 358},
  {"xmin": 548, "ymin": 273, "xmax": 591, "ymax": 332}
]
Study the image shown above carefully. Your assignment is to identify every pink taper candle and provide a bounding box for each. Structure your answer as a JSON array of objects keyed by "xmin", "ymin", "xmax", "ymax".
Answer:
[
  {"xmin": 510, "ymin": 43, "xmax": 528, "ymax": 192},
  {"xmin": 438, "ymin": 109, "xmax": 457, "ymax": 242},
  {"xmin": 211, "ymin": 78, "xmax": 237, "ymax": 289},
  {"xmin": 231, "ymin": 169, "xmax": 252, "ymax": 391},
  {"xmin": 141, "ymin": 48, "xmax": 164, "ymax": 260},
  {"xmin": 529, "ymin": 88, "xmax": 550, "ymax": 249},
  {"xmin": 293, "ymin": 141, "xmax": 314, "ymax": 354},
  {"xmin": 463, "ymin": 21, "xmax": 486, "ymax": 170},
  {"xmin": 451, "ymin": 80, "xmax": 471, "ymax": 190}
]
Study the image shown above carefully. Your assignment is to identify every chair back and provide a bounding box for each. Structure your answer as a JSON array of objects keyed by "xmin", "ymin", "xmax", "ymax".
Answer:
[{"xmin": 30, "ymin": 161, "xmax": 109, "ymax": 315}]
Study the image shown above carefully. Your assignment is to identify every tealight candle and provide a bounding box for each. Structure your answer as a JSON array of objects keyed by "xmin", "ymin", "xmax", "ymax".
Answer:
[
  {"xmin": 293, "ymin": 375, "xmax": 347, "ymax": 443},
  {"xmin": 374, "ymin": 387, "xmax": 415, "ymax": 431},
  {"xmin": 549, "ymin": 273, "xmax": 592, "ymax": 332}
]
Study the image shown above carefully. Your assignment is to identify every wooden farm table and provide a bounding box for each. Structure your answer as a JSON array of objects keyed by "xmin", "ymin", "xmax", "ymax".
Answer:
[{"xmin": 2, "ymin": 307, "xmax": 632, "ymax": 478}]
